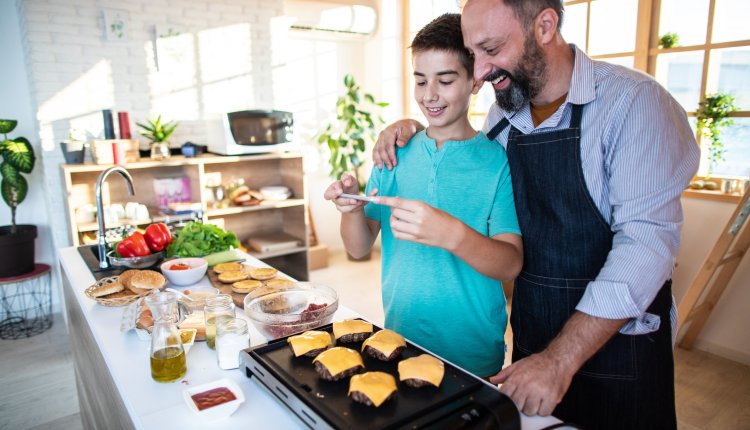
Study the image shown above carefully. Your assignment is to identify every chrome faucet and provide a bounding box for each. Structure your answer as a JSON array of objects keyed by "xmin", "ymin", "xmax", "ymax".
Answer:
[{"xmin": 96, "ymin": 166, "xmax": 135, "ymax": 268}]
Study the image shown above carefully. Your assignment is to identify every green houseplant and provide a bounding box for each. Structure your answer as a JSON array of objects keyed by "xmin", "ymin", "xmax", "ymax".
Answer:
[
  {"xmin": 0, "ymin": 119, "xmax": 38, "ymax": 276},
  {"xmin": 136, "ymin": 115, "xmax": 178, "ymax": 160},
  {"xmin": 696, "ymin": 93, "xmax": 738, "ymax": 174},
  {"xmin": 659, "ymin": 32, "xmax": 680, "ymax": 49},
  {"xmin": 317, "ymin": 74, "xmax": 388, "ymax": 192}
]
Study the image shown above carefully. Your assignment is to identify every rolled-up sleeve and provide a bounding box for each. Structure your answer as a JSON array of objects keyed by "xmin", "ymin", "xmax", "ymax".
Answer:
[{"xmin": 575, "ymin": 81, "xmax": 700, "ymax": 334}]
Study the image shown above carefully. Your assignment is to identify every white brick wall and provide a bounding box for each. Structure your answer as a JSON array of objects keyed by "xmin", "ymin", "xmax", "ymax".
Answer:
[{"xmin": 18, "ymin": 0, "xmax": 285, "ymax": 255}]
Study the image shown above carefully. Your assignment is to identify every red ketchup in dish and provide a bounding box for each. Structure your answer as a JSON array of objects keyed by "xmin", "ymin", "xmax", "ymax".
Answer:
[{"xmin": 190, "ymin": 387, "xmax": 237, "ymax": 410}]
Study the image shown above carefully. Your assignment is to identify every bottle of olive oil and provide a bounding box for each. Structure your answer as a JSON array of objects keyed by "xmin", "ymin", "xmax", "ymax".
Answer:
[
  {"xmin": 146, "ymin": 292, "xmax": 187, "ymax": 383},
  {"xmin": 151, "ymin": 346, "xmax": 186, "ymax": 383}
]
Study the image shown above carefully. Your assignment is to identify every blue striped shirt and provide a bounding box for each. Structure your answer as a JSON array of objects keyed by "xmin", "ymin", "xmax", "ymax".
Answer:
[{"xmin": 482, "ymin": 45, "xmax": 700, "ymax": 335}]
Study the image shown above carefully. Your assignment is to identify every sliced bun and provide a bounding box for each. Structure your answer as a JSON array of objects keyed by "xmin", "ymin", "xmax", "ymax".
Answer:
[
  {"xmin": 231, "ymin": 279, "xmax": 262, "ymax": 293},
  {"xmin": 130, "ymin": 270, "xmax": 165, "ymax": 290},
  {"xmin": 213, "ymin": 262, "xmax": 243, "ymax": 274},
  {"xmin": 218, "ymin": 270, "xmax": 249, "ymax": 283},
  {"xmin": 89, "ymin": 279, "xmax": 125, "ymax": 297},
  {"xmin": 249, "ymin": 267, "xmax": 277, "ymax": 280}
]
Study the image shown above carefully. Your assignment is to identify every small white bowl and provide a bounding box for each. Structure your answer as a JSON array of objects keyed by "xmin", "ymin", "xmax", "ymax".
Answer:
[
  {"xmin": 183, "ymin": 378, "xmax": 245, "ymax": 420},
  {"xmin": 161, "ymin": 258, "xmax": 208, "ymax": 286}
]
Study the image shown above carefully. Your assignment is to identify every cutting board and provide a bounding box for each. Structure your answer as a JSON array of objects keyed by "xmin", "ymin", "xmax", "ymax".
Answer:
[{"xmin": 205, "ymin": 264, "xmax": 294, "ymax": 309}]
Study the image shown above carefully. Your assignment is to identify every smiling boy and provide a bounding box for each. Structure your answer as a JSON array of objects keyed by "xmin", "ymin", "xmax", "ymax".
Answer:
[{"xmin": 324, "ymin": 13, "xmax": 522, "ymax": 377}]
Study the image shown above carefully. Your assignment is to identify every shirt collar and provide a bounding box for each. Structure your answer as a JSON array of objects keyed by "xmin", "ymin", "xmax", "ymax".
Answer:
[{"xmin": 568, "ymin": 44, "xmax": 596, "ymax": 106}]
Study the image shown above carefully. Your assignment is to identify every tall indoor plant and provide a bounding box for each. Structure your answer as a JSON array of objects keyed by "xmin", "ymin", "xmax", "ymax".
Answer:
[
  {"xmin": 696, "ymin": 93, "xmax": 738, "ymax": 175},
  {"xmin": 0, "ymin": 119, "xmax": 37, "ymax": 277},
  {"xmin": 318, "ymin": 74, "xmax": 388, "ymax": 192}
]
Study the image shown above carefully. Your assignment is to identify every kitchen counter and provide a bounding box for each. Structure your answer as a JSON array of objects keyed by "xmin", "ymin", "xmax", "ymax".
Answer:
[{"xmin": 59, "ymin": 246, "xmax": 558, "ymax": 429}]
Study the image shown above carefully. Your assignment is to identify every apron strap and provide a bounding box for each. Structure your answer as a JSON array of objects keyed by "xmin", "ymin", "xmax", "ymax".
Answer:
[{"xmin": 486, "ymin": 117, "xmax": 509, "ymax": 141}]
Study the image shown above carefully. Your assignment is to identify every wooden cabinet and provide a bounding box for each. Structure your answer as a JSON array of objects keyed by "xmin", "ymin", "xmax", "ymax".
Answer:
[{"xmin": 61, "ymin": 153, "xmax": 309, "ymax": 281}]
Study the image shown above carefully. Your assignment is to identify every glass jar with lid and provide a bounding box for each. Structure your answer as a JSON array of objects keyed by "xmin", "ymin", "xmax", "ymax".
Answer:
[
  {"xmin": 216, "ymin": 318, "xmax": 249, "ymax": 369},
  {"xmin": 204, "ymin": 294, "xmax": 235, "ymax": 350}
]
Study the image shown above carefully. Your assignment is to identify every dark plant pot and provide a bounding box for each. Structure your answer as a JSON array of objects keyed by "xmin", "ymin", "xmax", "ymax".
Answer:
[
  {"xmin": 61, "ymin": 141, "xmax": 85, "ymax": 164},
  {"xmin": 0, "ymin": 225, "xmax": 37, "ymax": 277}
]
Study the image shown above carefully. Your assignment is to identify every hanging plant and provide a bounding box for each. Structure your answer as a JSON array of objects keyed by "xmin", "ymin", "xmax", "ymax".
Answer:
[
  {"xmin": 695, "ymin": 93, "xmax": 738, "ymax": 174},
  {"xmin": 659, "ymin": 32, "xmax": 679, "ymax": 49}
]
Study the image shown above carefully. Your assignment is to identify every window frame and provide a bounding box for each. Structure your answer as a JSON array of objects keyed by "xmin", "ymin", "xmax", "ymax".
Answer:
[{"xmin": 401, "ymin": 0, "xmax": 750, "ymax": 183}]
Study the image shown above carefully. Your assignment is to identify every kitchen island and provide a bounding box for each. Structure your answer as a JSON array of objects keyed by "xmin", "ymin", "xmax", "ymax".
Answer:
[{"xmin": 59, "ymin": 246, "xmax": 558, "ymax": 429}]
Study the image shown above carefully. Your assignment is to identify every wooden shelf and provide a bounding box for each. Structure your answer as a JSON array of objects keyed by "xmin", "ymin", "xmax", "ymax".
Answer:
[
  {"xmin": 247, "ymin": 245, "xmax": 308, "ymax": 260},
  {"xmin": 683, "ymin": 189, "xmax": 743, "ymax": 203},
  {"xmin": 205, "ymin": 199, "xmax": 305, "ymax": 217},
  {"xmin": 62, "ymin": 152, "xmax": 310, "ymax": 280}
]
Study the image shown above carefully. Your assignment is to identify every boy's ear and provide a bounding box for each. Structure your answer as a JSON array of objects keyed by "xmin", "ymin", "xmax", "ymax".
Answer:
[{"xmin": 471, "ymin": 78, "xmax": 483, "ymax": 95}]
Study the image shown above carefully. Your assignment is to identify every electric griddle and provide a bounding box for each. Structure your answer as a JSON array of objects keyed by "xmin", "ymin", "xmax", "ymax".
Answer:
[{"xmin": 240, "ymin": 321, "xmax": 520, "ymax": 430}]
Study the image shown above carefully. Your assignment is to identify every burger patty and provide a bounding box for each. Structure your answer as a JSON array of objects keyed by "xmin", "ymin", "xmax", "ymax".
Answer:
[
  {"xmin": 350, "ymin": 390, "xmax": 395, "ymax": 407},
  {"xmin": 363, "ymin": 345, "xmax": 404, "ymax": 362},
  {"xmin": 336, "ymin": 332, "xmax": 372, "ymax": 343},
  {"xmin": 314, "ymin": 361, "xmax": 364, "ymax": 381}
]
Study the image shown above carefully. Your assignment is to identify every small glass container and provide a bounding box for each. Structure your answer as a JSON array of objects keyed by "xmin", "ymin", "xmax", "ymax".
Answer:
[
  {"xmin": 150, "ymin": 141, "xmax": 171, "ymax": 160},
  {"xmin": 216, "ymin": 318, "xmax": 249, "ymax": 370},
  {"xmin": 204, "ymin": 294, "xmax": 235, "ymax": 350}
]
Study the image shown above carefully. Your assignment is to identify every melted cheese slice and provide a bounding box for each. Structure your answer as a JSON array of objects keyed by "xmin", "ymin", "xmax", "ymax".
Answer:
[
  {"xmin": 313, "ymin": 347, "xmax": 364, "ymax": 376},
  {"xmin": 361, "ymin": 329, "xmax": 406, "ymax": 356},
  {"xmin": 332, "ymin": 319, "xmax": 373, "ymax": 340},
  {"xmin": 348, "ymin": 372, "xmax": 397, "ymax": 407},
  {"xmin": 398, "ymin": 354, "xmax": 445, "ymax": 387},
  {"xmin": 287, "ymin": 330, "xmax": 332, "ymax": 357}
]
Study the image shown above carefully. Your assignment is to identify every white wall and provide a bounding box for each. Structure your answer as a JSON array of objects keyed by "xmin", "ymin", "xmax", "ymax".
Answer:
[
  {"xmin": 0, "ymin": 0, "xmax": 58, "ymax": 310},
  {"xmin": 673, "ymin": 196, "xmax": 750, "ymax": 364}
]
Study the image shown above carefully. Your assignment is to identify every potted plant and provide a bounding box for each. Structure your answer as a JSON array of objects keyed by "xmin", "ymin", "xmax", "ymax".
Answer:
[
  {"xmin": 0, "ymin": 119, "xmax": 37, "ymax": 277},
  {"xmin": 317, "ymin": 74, "xmax": 388, "ymax": 261},
  {"xmin": 659, "ymin": 32, "xmax": 680, "ymax": 49},
  {"xmin": 317, "ymin": 74, "xmax": 388, "ymax": 192},
  {"xmin": 136, "ymin": 115, "xmax": 178, "ymax": 160},
  {"xmin": 696, "ymin": 93, "xmax": 738, "ymax": 175}
]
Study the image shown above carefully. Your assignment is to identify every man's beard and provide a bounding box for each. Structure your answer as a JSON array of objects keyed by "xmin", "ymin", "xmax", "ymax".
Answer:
[{"xmin": 489, "ymin": 34, "xmax": 548, "ymax": 112}]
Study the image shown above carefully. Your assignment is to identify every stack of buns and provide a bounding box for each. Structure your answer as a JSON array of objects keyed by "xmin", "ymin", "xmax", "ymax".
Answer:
[{"xmin": 85, "ymin": 269, "xmax": 166, "ymax": 306}]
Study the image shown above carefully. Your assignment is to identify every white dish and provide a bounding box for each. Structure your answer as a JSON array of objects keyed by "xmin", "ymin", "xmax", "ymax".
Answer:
[
  {"xmin": 260, "ymin": 185, "xmax": 291, "ymax": 200},
  {"xmin": 161, "ymin": 257, "xmax": 208, "ymax": 286},
  {"xmin": 183, "ymin": 378, "xmax": 245, "ymax": 420}
]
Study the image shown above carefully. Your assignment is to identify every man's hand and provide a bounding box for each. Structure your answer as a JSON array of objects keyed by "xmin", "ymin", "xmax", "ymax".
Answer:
[
  {"xmin": 374, "ymin": 196, "xmax": 461, "ymax": 250},
  {"xmin": 323, "ymin": 173, "xmax": 376, "ymax": 214},
  {"xmin": 490, "ymin": 351, "xmax": 574, "ymax": 416},
  {"xmin": 490, "ymin": 312, "xmax": 627, "ymax": 416},
  {"xmin": 373, "ymin": 119, "xmax": 424, "ymax": 170}
]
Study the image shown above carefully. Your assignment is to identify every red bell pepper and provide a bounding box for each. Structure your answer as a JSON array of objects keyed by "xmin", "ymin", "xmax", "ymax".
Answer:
[
  {"xmin": 144, "ymin": 223, "xmax": 172, "ymax": 253},
  {"xmin": 116, "ymin": 232, "xmax": 151, "ymax": 257}
]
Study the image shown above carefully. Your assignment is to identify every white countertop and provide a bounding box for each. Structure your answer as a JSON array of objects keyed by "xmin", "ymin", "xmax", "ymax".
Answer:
[{"xmin": 59, "ymin": 246, "xmax": 559, "ymax": 429}]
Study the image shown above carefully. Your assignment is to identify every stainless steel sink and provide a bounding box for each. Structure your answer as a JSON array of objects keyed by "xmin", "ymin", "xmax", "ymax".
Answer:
[{"xmin": 77, "ymin": 244, "xmax": 127, "ymax": 280}]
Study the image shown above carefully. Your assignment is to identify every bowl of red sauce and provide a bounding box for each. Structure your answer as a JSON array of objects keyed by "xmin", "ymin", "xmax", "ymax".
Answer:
[
  {"xmin": 160, "ymin": 257, "xmax": 208, "ymax": 287},
  {"xmin": 183, "ymin": 378, "xmax": 245, "ymax": 420}
]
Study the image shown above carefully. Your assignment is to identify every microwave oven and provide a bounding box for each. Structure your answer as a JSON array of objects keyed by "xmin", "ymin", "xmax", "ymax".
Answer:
[{"xmin": 207, "ymin": 110, "xmax": 298, "ymax": 155}]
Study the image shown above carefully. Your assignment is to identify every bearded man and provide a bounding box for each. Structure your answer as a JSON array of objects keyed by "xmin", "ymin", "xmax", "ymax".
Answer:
[{"xmin": 371, "ymin": 0, "xmax": 699, "ymax": 428}]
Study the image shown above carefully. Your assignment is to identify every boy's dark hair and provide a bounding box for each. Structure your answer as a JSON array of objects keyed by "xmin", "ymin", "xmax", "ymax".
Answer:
[{"xmin": 410, "ymin": 13, "xmax": 473, "ymax": 77}]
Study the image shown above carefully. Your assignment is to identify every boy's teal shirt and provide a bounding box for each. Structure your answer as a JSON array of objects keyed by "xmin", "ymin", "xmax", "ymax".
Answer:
[{"xmin": 364, "ymin": 130, "xmax": 521, "ymax": 376}]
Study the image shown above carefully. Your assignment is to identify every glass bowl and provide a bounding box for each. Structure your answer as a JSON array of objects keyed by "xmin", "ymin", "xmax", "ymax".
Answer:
[
  {"xmin": 243, "ymin": 282, "xmax": 338, "ymax": 340},
  {"xmin": 179, "ymin": 286, "xmax": 220, "ymax": 313},
  {"xmin": 107, "ymin": 250, "xmax": 164, "ymax": 269}
]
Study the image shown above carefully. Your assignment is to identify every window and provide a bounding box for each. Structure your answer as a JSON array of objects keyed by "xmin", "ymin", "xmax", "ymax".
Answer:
[{"xmin": 402, "ymin": 0, "xmax": 750, "ymax": 179}]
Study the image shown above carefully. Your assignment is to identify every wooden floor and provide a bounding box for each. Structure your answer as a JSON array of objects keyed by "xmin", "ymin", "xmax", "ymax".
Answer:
[{"xmin": 1, "ymin": 249, "xmax": 747, "ymax": 429}]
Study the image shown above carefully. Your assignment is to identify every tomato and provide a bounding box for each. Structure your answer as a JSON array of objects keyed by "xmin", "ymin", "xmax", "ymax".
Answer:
[{"xmin": 169, "ymin": 263, "xmax": 190, "ymax": 271}]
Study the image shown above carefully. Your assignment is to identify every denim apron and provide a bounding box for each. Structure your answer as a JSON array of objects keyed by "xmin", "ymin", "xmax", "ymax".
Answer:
[{"xmin": 487, "ymin": 104, "xmax": 676, "ymax": 429}]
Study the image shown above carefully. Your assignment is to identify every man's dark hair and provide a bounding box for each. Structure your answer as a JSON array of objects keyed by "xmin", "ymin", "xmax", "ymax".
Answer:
[
  {"xmin": 503, "ymin": 0, "xmax": 564, "ymax": 30},
  {"xmin": 410, "ymin": 13, "xmax": 473, "ymax": 77}
]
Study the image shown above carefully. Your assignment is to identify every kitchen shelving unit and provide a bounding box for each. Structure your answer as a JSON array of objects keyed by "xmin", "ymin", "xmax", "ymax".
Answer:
[{"xmin": 61, "ymin": 152, "xmax": 310, "ymax": 281}]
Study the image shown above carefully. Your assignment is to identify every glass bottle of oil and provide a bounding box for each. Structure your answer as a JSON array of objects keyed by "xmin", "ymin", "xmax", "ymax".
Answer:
[{"xmin": 145, "ymin": 291, "xmax": 186, "ymax": 383}]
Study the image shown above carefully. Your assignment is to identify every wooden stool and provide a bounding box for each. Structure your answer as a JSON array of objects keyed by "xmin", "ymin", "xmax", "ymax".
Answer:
[{"xmin": 0, "ymin": 263, "xmax": 52, "ymax": 339}]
